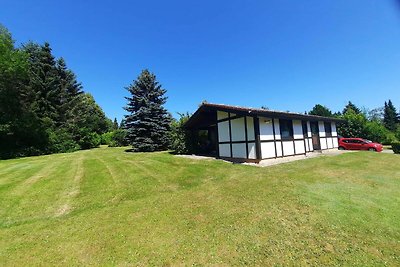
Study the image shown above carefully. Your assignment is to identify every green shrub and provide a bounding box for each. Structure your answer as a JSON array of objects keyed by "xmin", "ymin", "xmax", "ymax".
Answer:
[
  {"xmin": 48, "ymin": 129, "xmax": 79, "ymax": 153},
  {"xmin": 392, "ymin": 142, "xmax": 400, "ymax": 154},
  {"xmin": 382, "ymin": 132, "xmax": 398, "ymax": 145},
  {"xmin": 170, "ymin": 113, "xmax": 193, "ymax": 154},
  {"xmin": 111, "ymin": 129, "xmax": 128, "ymax": 147},
  {"xmin": 337, "ymin": 110, "xmax": 367, "ymax": 138},
  {"xmin": 79, "ymin": 131, "xmax": 101, "ymax": 149},
  {"xmin": 364, "ymin": 121, "xmax": 390, "ymax": 143},
  {"xmin": 100, "ymin": 132, "xmax": 114, "ymax": 145}
]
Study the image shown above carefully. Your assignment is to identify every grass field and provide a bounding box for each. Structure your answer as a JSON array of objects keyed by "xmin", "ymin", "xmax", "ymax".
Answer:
[{"xmin": 1, "ymin": 148, "xmax": 399, "ymax": 265}]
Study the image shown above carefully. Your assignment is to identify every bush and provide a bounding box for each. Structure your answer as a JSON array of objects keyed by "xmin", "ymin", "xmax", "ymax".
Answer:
[
  {"xmin": 392, "ymin": 142, "xmax": 400, "ymax": 154},
  {"xmin": 78, "ymin": 131, "xmax": 101, "ymax": 149},
  {"xmin": 337, "ymin": 110, "xmax": 367, "ymax": 138},
  {"xmin": 100, "ymin": 132, "xmax": 114, "ymax": 145},
  {"xmin": 170, "ymin": 113, "xmax": 192, "ymax": 154},
  {"xmin": 48, "ymin": 129, "xmax": 79, "ymax": 153},
  {"xmin": 364, "ymin": 121, "xmax": 390, "ymax": 143},
  {"xmin": 396, "ymin": 127, "xmax": 400, "ymax": 142},
  {"xmin": 382, "ymin": 132, "xmax": 398, "ymax": 145},
  {"xmin": 109, "ymin": 129, "xmax": 128, "ymax": 147}
]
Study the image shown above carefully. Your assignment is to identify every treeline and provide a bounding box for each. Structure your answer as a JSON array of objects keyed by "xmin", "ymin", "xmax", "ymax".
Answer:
[
  {"xmin": 0, "ymin": 25, "xmax": 124, "ymax": 159},
  {"xmin": 308, "ymin": 101, "xmax": 400, "ymax": 144}
]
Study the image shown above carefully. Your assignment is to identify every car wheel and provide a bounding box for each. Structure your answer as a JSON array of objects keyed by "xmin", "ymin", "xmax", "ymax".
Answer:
[
  {"xmin": 368, "ymin": 148, "xmax": 376, "ymax": 152},
  {"xmin": 338, "ymin": 146, "xmax": 345, "ymax": 150}
]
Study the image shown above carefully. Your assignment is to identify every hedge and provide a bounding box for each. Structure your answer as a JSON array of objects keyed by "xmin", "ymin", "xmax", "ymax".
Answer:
[{"xmin": 392, "ymin": 142, "xmax": 400, "ymax": 154}]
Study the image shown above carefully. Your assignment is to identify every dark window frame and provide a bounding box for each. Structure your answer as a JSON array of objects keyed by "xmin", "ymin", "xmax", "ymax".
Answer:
[
  {"xmin": 324, "ymin": 122, "xmax": 332, "ymax": 137},
  {"xmin": 302, "ymin": 121, "xmax": 308, "ymax": 138},
  {"xmin": 279, "ymin": 119, "xmax": 294, "ymax": 140}
]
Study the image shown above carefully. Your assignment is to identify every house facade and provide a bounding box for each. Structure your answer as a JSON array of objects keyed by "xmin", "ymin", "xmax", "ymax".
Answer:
[{"xmin": 185, "ymin": 103, "xmax": 342, "ymax": 162}]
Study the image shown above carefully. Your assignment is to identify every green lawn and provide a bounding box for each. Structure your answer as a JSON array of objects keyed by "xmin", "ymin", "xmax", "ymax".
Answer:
[{"xmin": 1, "ymin": 148, "xmax": 399, "ymax": 266}]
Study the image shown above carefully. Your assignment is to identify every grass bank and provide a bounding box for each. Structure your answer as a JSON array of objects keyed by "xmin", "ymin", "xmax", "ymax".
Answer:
[{"xmin": 0, "ymin": 147, "xmax": 399, "ymax": 265}]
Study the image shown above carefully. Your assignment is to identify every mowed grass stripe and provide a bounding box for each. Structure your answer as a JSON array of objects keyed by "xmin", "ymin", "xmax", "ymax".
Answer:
[
  {"xmin": 53, "ymin": 153, "xmax": 86, "ymax": 217},
  {"xmin": 0, "ymin": 157, "xmax": 76, "ymax": 228},
  {"xmin": 76, "ymin": 154, "xmax": 125, "ymax": 210}
]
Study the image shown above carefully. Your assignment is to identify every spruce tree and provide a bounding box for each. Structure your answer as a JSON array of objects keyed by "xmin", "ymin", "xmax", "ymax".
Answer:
[
  {"xmin": 383, "ymin": 100, "xmax": 399, "ymax": 131},
  {"xmin": 124, "ymin": 69, "xmax": 171, "ymax": 152},
  {"xmin": 56, "ymin": 57, "xmax": 83, "ymax": 127},
  {"xmin": 23, "ymin": 42, "xmax": 59, "ymax": 122}
]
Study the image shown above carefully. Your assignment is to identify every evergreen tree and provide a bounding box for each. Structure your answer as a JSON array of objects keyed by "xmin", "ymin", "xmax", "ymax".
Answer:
[
  {"xmin": 113, "ymin": 118, "xmax": 119, "ymax": 130},
  {"xmin": 124, "ymin": 69, "xmax": 171, "ymax": 152},
  {"xmin": 55, "ymin": 57, "xmax": 83, "ymax": 127},
  {"xmin": 343, "ymin": 101, "xmax": 361, "ymax": 114},
  {"xmin": 383, "ymin": 100, "xmax": 399, "ymax": 131},
  {"xmin": 308, "ymin": 104, "xmax": 333, "ymax": 117},
  {"xmin": 119, "ymin": 119, "xmax": 126, "ymax": 129},
  {"xmin": 23, "ymin": 42, "xmax": 60, "ymax": 122},
  {"xmin": 0, "ymin": 25, "xmax": 47, "ymax": 157}
]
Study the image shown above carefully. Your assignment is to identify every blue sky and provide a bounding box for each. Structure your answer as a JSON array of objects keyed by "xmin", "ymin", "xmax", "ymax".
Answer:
[{"xmin": 2, "ymin": 0, "xmax": 400, "ymax": 120}]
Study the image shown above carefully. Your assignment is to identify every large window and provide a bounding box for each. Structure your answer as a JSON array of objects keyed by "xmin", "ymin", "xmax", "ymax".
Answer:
[
  {"xmin": 280, "ymin": 119, "xmax": 294, "ymax": 140},
  {"xmin": 324, "ymin": 122, "xmax": 332, "ymax": 137}
]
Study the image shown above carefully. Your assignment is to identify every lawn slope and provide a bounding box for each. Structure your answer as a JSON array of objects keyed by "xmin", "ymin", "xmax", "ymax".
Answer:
[{"xmin": 0, "ymin": 148, "xmax": 399, "ymax": 265}]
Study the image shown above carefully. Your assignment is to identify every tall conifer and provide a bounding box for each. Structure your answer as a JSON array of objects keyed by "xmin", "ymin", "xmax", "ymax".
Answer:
[
  {"xmin": 124, "ymin": 69, "xmax": 171, "ymax": 152},
  {"xmin": 383, "ymin": 100, "xmax": 399, "ymax": 131}
]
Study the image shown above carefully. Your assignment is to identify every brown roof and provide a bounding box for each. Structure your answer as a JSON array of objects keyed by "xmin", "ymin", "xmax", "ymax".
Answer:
[{"xmin": 185, "ymin": 103, "xmax": 343, "ymax": 128}]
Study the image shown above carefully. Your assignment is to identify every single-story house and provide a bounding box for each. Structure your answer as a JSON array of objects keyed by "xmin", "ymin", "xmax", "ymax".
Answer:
[{"xmin": 184, "ymin": 103, "xmax": 343, "ymax": 162}]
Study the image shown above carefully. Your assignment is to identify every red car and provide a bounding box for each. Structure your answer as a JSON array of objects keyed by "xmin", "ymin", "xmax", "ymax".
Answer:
[{"xmin": 338, "ymin": 138, "xmax": 383, "ymax": 152}]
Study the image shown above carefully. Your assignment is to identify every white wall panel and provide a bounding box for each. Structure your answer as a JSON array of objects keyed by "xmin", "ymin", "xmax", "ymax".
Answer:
[
  {"xmin": 318, "ymin": 121, "xmax": 326, "ymax": 137},
  {"xmin": 219, "ymin": 144, "xmax": 231, "ymax": 157},
  {"xmin": 307, "ymin": 121, "xmax": 312, "ymax": 137},
  {"xmin": 232, "ymin": 143, "xmax": 247, "ymax": 158},
  {"xmin": 331, "ymin": 122, "xmax": 338, "ymax": 137},
  {"xmin": 247, "ymin": 142, "xmax": 256, "ymax": 159},
  {"xmin": 259, "ymin": 117, "xmax": 274, "ymax": 140},
  {"xmin": 327, "ymin": 137, "xmax": 334, "ymax": 149},
  {"xmin": 320, "ymin": 137, "xmax": 327, "ymax": 150},
  {"xmin": 217, "ymin": 111, "xmax": 229, "ymax": 120},
  {"xmin": 246, "ymin": 117, "xmax": 255, "ymax": 140},
  {"xmin": 282, "ymin": 141, "xmax": 295, "ymax": 156},
  {"xmin": 261, "ymin": 142, "xmax": 275, "ymax": 159},
  {"xmin": 276, "ymin": 141, "xmax": 283, "ymax": 157},
  {"xmin": 273, "ymin": 119, "xmax": 281, "ymax": 140},
  {"xmin": 295, "ymin": 140, "xmax": 305, "ymax": 154},
  {"xmin": 333, "ymin": 137, "xmax": 338, "ymax": 148},
  {"xmin": 308, "ymin": 139, "xmax": 314, "ymax": 152},
  {"xmin": 231, "ymin": 117, "xmax": 246, "ymax": 142},
  {"xmin": 218, "ymin": 121, "xmax": 230, "ymax": 142},
  {"xmin": 293, "ymin": 120, "xmax": 303, "ymax": 139}
]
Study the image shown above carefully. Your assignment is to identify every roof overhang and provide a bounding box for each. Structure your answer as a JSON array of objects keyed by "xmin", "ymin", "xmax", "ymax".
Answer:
[{"xmin": 185, "ymin": 103, "xmax": 344, "ymax": 129}]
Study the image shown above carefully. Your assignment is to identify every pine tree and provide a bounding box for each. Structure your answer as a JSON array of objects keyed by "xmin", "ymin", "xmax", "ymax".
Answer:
[
  {"xmin": 343, "ymin": 101, "xmax": 361, "ymax": 114},
  {"xmin": 383, "ymin": 100, "xmax": 399, "ymax": 131},
  {"xmin": 124, "ymin": 69, "xmax": 171, "ymax": 152}
]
